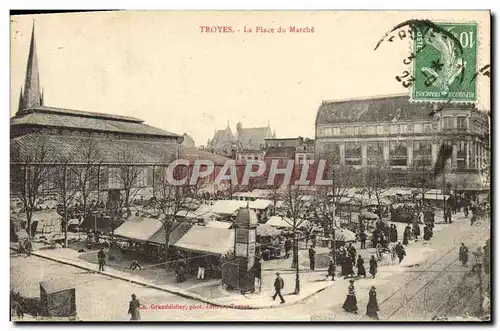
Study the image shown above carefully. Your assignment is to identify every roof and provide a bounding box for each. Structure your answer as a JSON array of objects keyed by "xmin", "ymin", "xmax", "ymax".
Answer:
[
  {"xmin": 266, "ymin": 216, "xmax": 294, "ymax": 228},
  {"xmin": 209, "ymin": 200, "xmax": 246, "ymax": 215},
  {"xmin": 264, "ymin": 146, "xmax": 296, "ymax": 159},
  {"xmin": 173, "ymin": 225, "xmax": 234, "ymax": 255},
  {"xmin": 249, "ymin": 199, "xmax": 273, "ymax": 210},
  {"xmin": 181, "ymin": 147, "xmax": 232, "ymax": 166},
  {"xmin": 16, "ymin": 210, "xmax": 61, "ymax": 222},
  {"xmin": 114, "ymin": 216, "xmax": 163, "ymax": 241},
  {"xmin": 147, "ymin": 222, "xmax": 193, "ymax": 245},
  {"xmin": 237, "ymin": 127, "xmax": 272, "ymax": 149},
  {"xmin": 40, "ymin": 277, "xmax": 75, "ymax": 294},
  {"xmin": 205, "ymin": 220, "xmax": 233, "ymax": 229},
  {"xmin": 316, "ymin": 94, "xmax": 475, "ymax": 125},
  {"xmin": 19, "ymin": 106, "xmax": 142, "ymax": 122},
  {"xmin": 11, "ymin": 133, "xmax": 178, "ymax": 164},
  {"xmin": 210, "ymin": 127, "xmax": 234, "ymax": 149},
  {"xmin": 11, "ymin": 106, "xmax": 180, "ymax": 138}
]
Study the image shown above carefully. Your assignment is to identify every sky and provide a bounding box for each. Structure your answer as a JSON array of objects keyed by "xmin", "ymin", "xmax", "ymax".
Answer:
[{"xmin": 10, "ymin": 11, "xmax": 490, "ymax": 146}]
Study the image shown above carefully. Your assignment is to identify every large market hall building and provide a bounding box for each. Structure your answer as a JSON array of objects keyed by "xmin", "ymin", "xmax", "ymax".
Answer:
[
  {"xmin": 11, "ymin": 24, "xmax": 229, "ymax": 201},
  {"xmin": 314, "ymin": 94, "xmax": 490, "ymax": 192}
]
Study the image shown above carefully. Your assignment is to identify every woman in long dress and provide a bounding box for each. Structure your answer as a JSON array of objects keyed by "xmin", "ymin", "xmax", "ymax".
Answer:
[
  {"xmin": 366, "ymin": 286, "xmax": 380, "ymax": 319},
  {"xmin": 342, "ymin": 280, "xmax": 358, "ymax": 313},
  {"xmin": 128, "ymin": 294, "xmax": 141, "ymax": 321},
  {"xmin": 369, "ymin": 255, "xmax": 378, "ymax": 279}
]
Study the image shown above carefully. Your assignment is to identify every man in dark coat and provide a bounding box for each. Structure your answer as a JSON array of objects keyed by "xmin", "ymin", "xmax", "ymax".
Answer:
[
  {"xmin": 356, "ymin": 255, "xmax": 366, "ymax": 278},
  {"xmin": 272, "ymin": 272, "xmax": 285, "ymax": 304},
  {"xmin": 97, "ymin": 248, "xmax": 106, "ymax": 271},
  {"xmin": 369, "ymin": 255, "xmax": 378, "ymax": 279},
  {"xmin": 343, "ymin": 255, "xmax": 355, "ymax": 278},
  {"xmin": 459, "ymin": 243, "xmax": 469, "ymax": 267},
  {"xmin": 347, "ymin": 243, "xmax": 356, "ymax": 265},
  {"xmin": 308, "ymin": 246, "xmax": 316, "ymax": 270},
  {"xmin": 395, "ymin": 242, "xmax": 406, "ymax": 263},
  {"xmin": 359, "ymin": 231, "xmax": 367, "ymax": 249},
  {"xmin": 412, "ymin": 222, "xmax": 421, "ymax": 239}
]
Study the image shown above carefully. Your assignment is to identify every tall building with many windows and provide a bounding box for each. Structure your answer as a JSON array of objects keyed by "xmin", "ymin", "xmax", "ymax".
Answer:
[{"xmin": 315, "ymin": 94, "xmax": 489, "ymax": 191}]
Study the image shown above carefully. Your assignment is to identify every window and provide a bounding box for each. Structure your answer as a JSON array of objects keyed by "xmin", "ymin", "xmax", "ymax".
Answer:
[
  {"xmin": 389, "ymin": 141, "xmax": 407, "ymax": 166},
  {"xmin": 413, "ymin": 141, "xmax": 432, "ymax": 167},
  {"xmin": 323, "ymin": 143, "xmax": 340, "ymax": 164},
  {"xmin": 317, "ymin": 127, "xmax": 324, "ymax": 137},
  {"xmin": 108, "ymin": 167, "xmax": 122, "ymax": 189},
  {"xmin": 376, "ymin": 126, "xmax": 384, "ymax": 135},
  {"xmin": 345, "ymin": 142, "xmax": 362, "ymax": 166},
  {"xmin": 367, "ymin": 142, "xmax": 383, "ymax": 165},
  {"xmin": 457, "ymin": 116, "xmax": 467, "ymax": 130},
  {"xmin": 400, "ymin": 124, "xmax": 408, "ymax": 134},
  {"xmin": 333, "ymin": 127, "xmax": 340, "ymax": 136},
  {"xmin": 414, "ymin": 123, "xmax": 424, "ymax": 134},
  {"xmin": 344, "ymin": 126, "xmax": 354, "ymax": 135},
  {"xmin": 456, "ymin": 141, "xmax": 467, "ymax": 169},
  {"xmin": 354, "ymin": 126, "xmax": 361, "ymax": 135},
  {"xmin": 324, "ymin": 127, "xmax": 333, "ymax": 136},
  {"xmin": 365, "ymin": 126, "xmax": 376, "ymax": 135},
  {"xmin": 443, "ymin": 116, "xmax": 454, "ymax": 130},
  {"xmin": 390, "ymin": 125, "xmax": 398, "ymax": 135}
]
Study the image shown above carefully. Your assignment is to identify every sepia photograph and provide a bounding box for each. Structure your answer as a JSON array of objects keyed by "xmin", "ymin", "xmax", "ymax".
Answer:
[{"xmin": 9, "ymin": 10, "xmax": 491, "ymax": 322}]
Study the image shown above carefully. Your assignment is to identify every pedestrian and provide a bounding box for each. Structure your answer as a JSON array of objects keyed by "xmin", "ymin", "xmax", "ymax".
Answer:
[
  {"xmin": 342, "ymin": 280, "xmax": 358, "ymax": 313},
  {"xmin": 284, "ymin": 238, "xmax": 292, "ymax": 259},
  {"xmin": 347, "ymin": 243, "xmax": 356, "ymax": 264},
  {"xmin": 412, "ymin": 222, "xmax": 421, "ymax": 240},
  {"xmin": 308, "ymin": 246, "xmax": 316, "ymax": 270},
  {"xmin": 343, "ymin": 254, "xmax": 355, "ymax": 278},
  {"xmin": 327, "ymin": 258, "xmax": 336, "ymax": 281},
  {"xmin": 97, "ymin": 248, "xmax": 106, "ymax": 271},
  {"xmin": 369, "ymin": 255, "xmax": 378, "ymax": 279},
  {"xmin": 128, "ymin": 294, "xmax": 141, "ymax": 321},
  {"xmin": 359, "ymin": 231, "xmax": 367, "ymax": 249},
  {"xmin": 366, "ymin": 286, "xmax": 380, "ymax": 320},
  {"xmin": 423, "ymin": 224, "xmax": 431, "ymax": 241},
  {"xmin": 459, "ymin": 243, "xmax": 469, "ymax": 267},
  {"xmin": 272, "ymin": 272, "xmax": 285, "ymax": 304},
  {"xmin": 395, "ymin": 242, "xmax": 406, "ymax": 263},
  {"xmin": 464, "ymin": 205, "xmax": 469, "ymax": 218},
  {"xmin": 128, "ymin": 260, "xmax": 142, "ymax": 271},
  {"xmin": 471, "ymin": 214, "xmax": 477, "ymax": 226},
  {"xmin": 356, "ymin": 255, "xmax": 366, "ymax": 278},
  {"xmin": 403, "ymin": 225, "xmax": 411, "ymax": 246},
  {"xmin": 197, "ymin": 258, "xmax": 206, "ymax": 280}
]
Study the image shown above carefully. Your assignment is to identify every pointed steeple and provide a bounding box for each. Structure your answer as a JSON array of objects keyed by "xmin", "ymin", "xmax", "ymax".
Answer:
[
  {"xmin": 17, "ymin": 87, "xmax": 24, "ymax": 113},
  {"xmin": 22, "ymin": 21, "xmax": 42, "ymax": 111},
  {"xmin": 272, "ymin": 129, "xmax": 276, "ymax": 139}
]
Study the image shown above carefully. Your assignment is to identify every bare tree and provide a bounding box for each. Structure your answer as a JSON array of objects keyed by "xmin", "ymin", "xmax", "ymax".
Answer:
[
  {"xmin": 281, "ymin": 185, "xmax": 309, "ymax": 294},
  {"xmin": 11, "ymin": 135, "xmax": 54, "ymax": 240},
  {"xmin": 410, "ymin": 162, "xmax": 433, "ymax": 207},
  {"xmin": 71, "ymin": 138, "xmax": 102, "ymax": 222},
  {"xmin": 53, "ymin": 157, "xmax": 78, "ymax": 248},
  {"xmin": 154, "ymin": 160, "xmax": 200, "ymax": 267},
  {"xmin": 116, "ymin": 150, "xmax": 144, "ymax": 214},
  {"xmin": 363, "ymin": 164, "xmax": 391, "ymax": 220}
]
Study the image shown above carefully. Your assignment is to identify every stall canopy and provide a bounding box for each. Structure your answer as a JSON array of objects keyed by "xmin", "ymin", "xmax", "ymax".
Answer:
[
  {"xmin": 147, "ymin": 222, "xmax": 192, "ymax": 245},
  {"xmin": 205, "ymin": 220, "xmax": 232, "ymax": 229},
  {"xmin": 249, "ymin": 199, "xmax": 273, "ymax": 210},
  {"xmin": 360, "ymin": 211, "xmax": 379, "ymax": 219},
  {"xmin": 114, "ymin": 216, "xmax": 163, "ymax": 242},
  {"xmin": 172, "ymin": 225, "xmax": 234, "ymax": 255},
  {"xmin": 256, "ymin": 223, "xmax": 281, "ymax": 237},
  {"xmin": 333, "ymin": 228, "xmax": 357, "ymax": 242},
  {"xmin": 265, "ymin": 216, "xmax": 306, "ymax": 228},
  {"xmin": 209, "ymin": 200, "xmax": 246, "ymax": 215}
]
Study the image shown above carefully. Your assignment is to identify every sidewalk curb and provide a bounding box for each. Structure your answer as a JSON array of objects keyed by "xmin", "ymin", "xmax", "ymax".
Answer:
[{"xmin": 26, "ymin": 250, "xmax": 336, "ymax": 310}]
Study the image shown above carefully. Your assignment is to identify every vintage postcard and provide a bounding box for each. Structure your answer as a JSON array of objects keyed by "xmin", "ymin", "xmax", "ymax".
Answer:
[{"xmin": 10, "ymin": 10, "xmax": 491, "ymax": 322}]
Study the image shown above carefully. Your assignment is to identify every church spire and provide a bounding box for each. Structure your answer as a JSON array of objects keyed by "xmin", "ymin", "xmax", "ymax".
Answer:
[
  {"xmin": 17, "ymin": 87, "xmax": 24, "ymax": 113},
  {"xmin": 21, "ymin": 21, "xmax": 42, "ymax": 111}
]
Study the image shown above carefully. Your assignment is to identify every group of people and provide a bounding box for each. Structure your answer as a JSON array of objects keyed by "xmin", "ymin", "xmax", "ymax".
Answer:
[
  {"xmin": 342, "ymin": 280, "xmax": 380, "ymax": 319},
  {"xmin": 330, "ymin": 243, "xmax": 379, "ymax": 280}
]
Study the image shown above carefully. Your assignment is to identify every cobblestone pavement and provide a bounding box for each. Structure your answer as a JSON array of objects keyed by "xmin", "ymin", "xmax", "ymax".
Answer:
[{"xmin": 11, "ymin": 212, "xmax": 489, "ymax": 321}]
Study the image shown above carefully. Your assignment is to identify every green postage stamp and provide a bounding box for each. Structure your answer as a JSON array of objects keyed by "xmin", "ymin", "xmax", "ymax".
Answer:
[{"xmin": 412, "ymin": 22, "xmax": 478, "ymax": 102}]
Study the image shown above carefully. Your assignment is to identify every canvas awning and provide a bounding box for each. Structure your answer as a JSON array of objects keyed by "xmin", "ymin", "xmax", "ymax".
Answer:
[
  {"xmin": 265, "ymin": 216, "xmax": 306, "ymax": 228},
  {"xmin": 172, "ymin": 225, "xmax": 234, "ymax": 255},
  {"xmin": 249, "ymin": 199, "xmax": 273, "ymax": 210},
  {"xmin": 147, "ymin": 222, "xmax": 192, "ymax": 245},
  {"xmin": 209, "ymin": 200, "xmax": 246, "ymax": 215},
  {"xmin": 114, "ymin": 216, "xmax": 163, "ymax": 242},
  {"xmin": 205, "ymin": 220, "xmax": 232, "ymax": 229}
]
